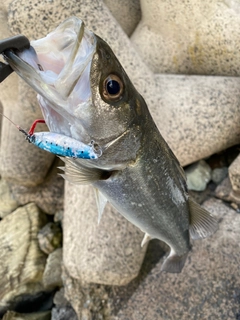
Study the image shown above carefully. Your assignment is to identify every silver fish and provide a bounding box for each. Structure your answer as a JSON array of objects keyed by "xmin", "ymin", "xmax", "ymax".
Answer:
[{"xmin": 4, "ymin": 17, "xmax": 218, "ymax": 273}]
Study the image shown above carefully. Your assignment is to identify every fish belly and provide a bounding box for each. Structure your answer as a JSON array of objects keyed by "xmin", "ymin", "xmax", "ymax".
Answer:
[{"xmin": 94, "ymin": 149, "xmax": 190, "ymax": 256}]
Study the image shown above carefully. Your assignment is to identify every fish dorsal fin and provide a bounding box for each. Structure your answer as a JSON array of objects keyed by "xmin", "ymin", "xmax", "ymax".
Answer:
[
  {"xmin": 141, "ymin": 233, "xmax": 151, "ymax": 247},
  {"xmin": 188, "ymin": 197, "xmax": 218, "ymax": 240},
  {"xmin": 58, "ymin": 157, "xmax": 103, "ymax": 184},
  {"xmin": 94, "ymin": 188, "xmax": 108, "ymax": 224}
]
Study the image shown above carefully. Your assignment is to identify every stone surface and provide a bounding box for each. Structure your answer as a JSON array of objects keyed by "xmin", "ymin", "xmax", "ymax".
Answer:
[
  {"xmin": 110, "ymin": 198, "xmax": 240, "ymax": 320},
  {"xmin": 51, "ymin": 307, "xmax": 78, "ymax": 320},
  {"xmin": 152, "ymin": 74, "xmax": 240, "ymax": 166},
  {"xmin": 215, "ymin": 176, "xmax": 240, "ymax": 205},
  {"xmin": 0, "ymin": 79, "xmax": 55, "ymax": 187},
  {"xmin": 103, "ymin": 0, "xmax": 141, "ymax": 36},
  {"xmin": 63, "ymin": 182, "xmax": 147, "ymax": 286},
  {"xmin": 42, "ymin": 248, "xmax": 63, "ymax": 289},
  {"xmin": 2, "ymin": 311, "xmax": 51, "ymax": 320},
  {"xmin": 63, "ymin": 268, "xmax": 110, "ymax": 320},
  {"xmin": 0, "ymin": 179, "xmax": 19, "ymax": 218},
  {"xmin": 131, "ymin": 0, "xmax": 240, "ymax": 76},
  {"xmin": 185, "ymin": 160, "xmax": 212, "ymax": 191},
  {"xmin": 38, "ymin": 223, "xmax": 62, "ymax": 255},
  {"xmin": 229, "ymin": 154, "xmax": 240, "ymax": 192},
  {"xmin": 52, "ymin": 288, "xmax": 78, "ymax": 320},
  {"xmin": 211, "ymin": 166, "xmax": 228, "ymax": 184},
  {"xmin": 0, "ymin": 203, "xmax": 47, "ymax": 313},
  {"xmin": 9, "ymin": 158, "xmax": 64, "ymax": 215}
]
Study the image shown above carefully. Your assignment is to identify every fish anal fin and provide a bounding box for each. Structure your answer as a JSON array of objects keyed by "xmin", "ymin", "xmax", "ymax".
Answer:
[
  {"xmin": 94, "ymin": 188, "xmax": 108, "ymax": 224},
  {"xmin": 141, "ymin": 233, "xmax": 151, "ymax": 247},
  {"xmin": 161, "ymin": 250, "xmax": 189, "ymax": 273},
  {"xmin": 189, "ymin": 196, "xmax": 218, "ymax": 240}
]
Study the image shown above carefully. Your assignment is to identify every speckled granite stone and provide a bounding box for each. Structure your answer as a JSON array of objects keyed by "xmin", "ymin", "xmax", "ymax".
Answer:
[
  {"xmin": 131, "ymin": 0, "xmax": 240, "ymax": 75},
  {"xmin": 63, "ymin": 182, "xmax": 147, "ymax": 286},
  {"xmin": 5, "ymin": 158, "xmax": 64, "ymax": 215},
  {"xmin": 111, "ymin": 198, "xmax": 240, "ymax": 320},
  {"xmin": 229, "ymin": 154, "xmax": 240, "ymax": 193},
  {"xmin": 152, "ymin": 74, "xmax": 240, "ymax": 166},
  {"xmin": 103, "ymin": 0, "xmax": 141, "ymax": 36}
]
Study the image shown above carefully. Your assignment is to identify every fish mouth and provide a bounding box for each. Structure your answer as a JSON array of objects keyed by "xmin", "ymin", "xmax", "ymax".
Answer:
[{"xmin": 4, "ymin": 17, "xmax": 97, "ymax": 142}]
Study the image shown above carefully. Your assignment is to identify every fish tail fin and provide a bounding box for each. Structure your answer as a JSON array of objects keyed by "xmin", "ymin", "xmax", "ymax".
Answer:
[
  {"xmin": 161, "ymin": 249, "xmax": 189, "ymax": 273},
  {"xmin": 188, "ymin": 197, "xmax": 218, "ymax": 240}
]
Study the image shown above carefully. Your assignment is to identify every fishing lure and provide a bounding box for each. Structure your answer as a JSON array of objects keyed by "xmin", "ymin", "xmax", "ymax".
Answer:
[{"xmin": 1, "ymin": 115, "xmax": 102, "ymax": 159}]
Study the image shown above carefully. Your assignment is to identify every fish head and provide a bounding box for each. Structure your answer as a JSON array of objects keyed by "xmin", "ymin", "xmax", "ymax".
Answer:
[{"xmin": 4, "ymin": 17, "xmax": 148, "ymax": 169}]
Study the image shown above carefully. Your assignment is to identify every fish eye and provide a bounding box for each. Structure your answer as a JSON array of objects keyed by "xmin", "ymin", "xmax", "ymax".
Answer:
[{"xmin": 103, "ymin": 74, "xmax": 123, "ymax": 101}]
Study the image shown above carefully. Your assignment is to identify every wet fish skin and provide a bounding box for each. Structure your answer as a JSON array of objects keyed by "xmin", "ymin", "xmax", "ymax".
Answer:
[{"xmin": 63, "ymin": 35, "xmax": 217, "ymax": 273}]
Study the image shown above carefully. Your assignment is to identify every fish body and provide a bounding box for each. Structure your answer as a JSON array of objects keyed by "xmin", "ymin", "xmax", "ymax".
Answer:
[{"xmin": 4, "ymin": 17, "xmax": 218, "ymax": 273}]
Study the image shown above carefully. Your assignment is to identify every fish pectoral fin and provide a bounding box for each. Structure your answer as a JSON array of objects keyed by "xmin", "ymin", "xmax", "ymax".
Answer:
[
  {"xmin": 94, "ymin": 188, "xmax": 108, "ymax": 224},
  {"xmin": 161, "ymin": 249, "xmax": 189, "ymax": 273},
  {"xmin": 188, "ymin": 196, "xmax": 218, "ymax": 240},
  {"xmin": 141, "ymin": 233, "xmax": 151, "ymax": 247},
  {"xmin": 58, "ymin": 157, "xmax": 104, "ymax": 184}
]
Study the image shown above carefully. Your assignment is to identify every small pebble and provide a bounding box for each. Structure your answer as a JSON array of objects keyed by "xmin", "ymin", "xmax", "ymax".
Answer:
[
  {"xmin": 38, "ymin": 222, "xmax": 62, "ymax": 255},
  {"xmin": 211, "ymin": 167, "xmax": 228, "ymax": 184},
  {"xmin": 185, "ymin": 160, "xmax": 212, "ymax": 191}
]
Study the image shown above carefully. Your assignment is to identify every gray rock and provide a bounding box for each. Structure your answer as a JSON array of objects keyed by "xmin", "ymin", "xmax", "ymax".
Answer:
[
  {"xmin": 0, "ymin": 179, "xmax": 19, "ymax": 218},
  {"xmin": 43, "ymin": 248, "xmax": 63, "ymax": 289},
  {"xmin": 63, "ymin": 182, "xmax": 147, "ymax": 286},
  {"xmin": 229, "ymin": 154, "xmax": 240, "ymax": 192},
  {"xmin": 0, "ymin": 203, "xmax": 47, "ymax": 313},
  {"xmin": 10, "ymin": 158, "xmax": 64, "ymax": 215},
  {"xmin": 211, "ymin": 167, "xmax": 228, "ymax": 184},
  {"xmin": 38, "ymin": 223, "xmax": 62, "ymax": 255},
  {"xmin": 131, "ymin": 0, "xmax": 240, "ymax": 76},
  {"xmin": 111, "ymin": 198, "xmax": 240, "ymax": 320},
  {"xmin": 215, "ymin": 177, "xmax": 240, "ymax": 205},
  {"xmin": 51, "ymin": 307, "xmax": 78, "ymax": 320},
  {"xmin": 103, "ymin": 0, "xmax": 141, "ymax": 36},
  {"xmin": 52, "ymin": 288, "xmax": 78, "ymax": 320},
  {"xmin": 63, "ymin": 268, "xmax": 110, "ymax": 320},
  {"xmin": 185, "ymin": 160, "xmax": 212, "ymax": 191}
]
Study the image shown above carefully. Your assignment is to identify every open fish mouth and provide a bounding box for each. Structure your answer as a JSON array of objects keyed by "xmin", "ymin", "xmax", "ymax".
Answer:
[{"xmin": 4, "ymin": 17, "xmax": 97, "ymax": 142}]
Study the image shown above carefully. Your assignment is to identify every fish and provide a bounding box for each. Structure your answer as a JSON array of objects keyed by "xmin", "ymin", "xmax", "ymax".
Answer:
[{"xmin": 3, "ymin": 17, "xmax": 218, "ymax": 273}]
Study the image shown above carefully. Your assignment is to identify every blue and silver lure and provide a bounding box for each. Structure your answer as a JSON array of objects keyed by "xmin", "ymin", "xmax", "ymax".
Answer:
[{"xmin": 2, "ymin": 116, "xmax": 102, "ymax": 159}]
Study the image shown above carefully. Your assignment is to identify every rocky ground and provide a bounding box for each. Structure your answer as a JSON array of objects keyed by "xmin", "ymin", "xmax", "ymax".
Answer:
[{"xmin": 0, "ymin": 145, "xmax": 239, "ymax": 320}]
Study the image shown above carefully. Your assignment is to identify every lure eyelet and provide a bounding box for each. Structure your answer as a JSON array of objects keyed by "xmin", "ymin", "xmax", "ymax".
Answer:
[{"xmin": 102, "ymin": 74, "xmax": 123, "ymax": 101}]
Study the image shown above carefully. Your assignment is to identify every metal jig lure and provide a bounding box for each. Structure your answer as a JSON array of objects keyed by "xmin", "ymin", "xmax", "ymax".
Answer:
[{"xmin": 0, "ymin": 115, "xmax": 102, "ymax": 159}]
